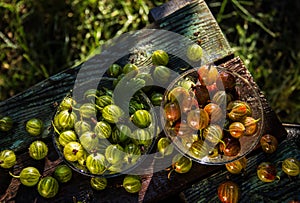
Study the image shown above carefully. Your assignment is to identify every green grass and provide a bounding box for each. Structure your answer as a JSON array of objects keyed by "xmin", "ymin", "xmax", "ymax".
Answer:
[{"xmin": 0, "ymin": 0, "xmax": 299, "ymax": 124}]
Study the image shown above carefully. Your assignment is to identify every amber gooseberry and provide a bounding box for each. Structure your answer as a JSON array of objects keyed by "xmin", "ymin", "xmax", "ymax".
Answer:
[
  {"xmin": 282, "ymin": 158, "xmax": 300, "ymax": 177},
  {"xmin": 90, "ymin": 177, "xmax": 107, "ymax": 190},
  {"xmin": 216, "ymin": 71, "xmax": 236, "ymax": 90},
  {"xmin": 167, "ymin": 86, "xmax": 190, "ymax": 103},
  {"xmin": 37, "ymin": 176, "xmax": 59, "ymax": 198},
  {"xmin": 186, "ymin": 109, "xmax": 209, "ymax": 130},
  {"xmin": 225, "ymin": 157, "xmax": 247, "ymax": 174},
  {"xmin": 217, "ymin": 181, "xmax": 240, "ymax": 203},
  {"xmin": 152, "ymin": 49, "xmax": 169, "ymax": 66},
  {"xmin": 227, "ymin": 100, "xmax": 252, "ymax": 121},
  {"xmin": 181, "ymin": 95, "xmax": 198, "ymax": 113},
  {"xmin": 192, "ymin": 84, "xmax": 210, "ymax": 107},
  {"xmin": 228, "ymin": 122, "xmax": 245, "ymax": 139},
  {"xmin": 10, "ymin": 166, "xmax": 41, "ymax": 187},
  {"xmin": 0, "ymin": 116, "xmax": 13, "ymax": 132},
  {"xmin": 260, "ymin": 134, "xmax": 278, "ymax": 154},
  {"xmin": 203, "ymin": 124, "xmax": 224, "ymax": 146},
  {"xmin": 26, "ymin": 118, "xmax": 44, "ymax": 136},
  {"xmin": 204, "ymin": 103, "xmax": 224, "ymax": 123},
  {"xmin": 197, "ymin": 65, "xmax": 219, "ymax": 86},
  {"xmin": 219, "ymin": 136, "xmax": 241, "ymax": 157},
  {"xmin": 186, "ymin": 44, "xmax": 203, "ymax": 62},
  {"xmin": 63, "ymin": 141, "xmax": 84, "ymax": 162},
  {"xmin": 242, "ymin": 116, "xmax": 260, "ymax": 136},
  {"xmin": 123, "ymin": 175, "xmax": 142, "ymax": 193},
  {"xmin": 53, "ymin": 164, "xmax": 72, "ymax": 183},
  {"xmin": 86, "ymin": 153, "xmax": 107, "ymax": 175},
  {"xmin": 257, "ymin": 162, "xmax": 277, "ymax": 182},
  {"xmin": 29, "ymin": 140, "xmax": 48, "ymax": 160},
  {"xmin": 131, "ymin": 109, "xmax": 152, "ymax": 129},
  {"xmin": 0, "ymin": 149, "xmax": 16, "ymax": 169},
  {"xmin": 172, "ymin": 119, "xmax": 196, "ymax": 137},
  {"xmin": 189, "ymin": 140, "xmax": 213, "ymax": 159},
  {"xmin": 163, "ymin": 102, "xmax": 181, "ymax": 123}
]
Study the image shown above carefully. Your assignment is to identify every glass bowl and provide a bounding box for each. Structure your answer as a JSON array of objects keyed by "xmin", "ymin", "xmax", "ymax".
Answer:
[
  {"xmin": 160, "ymin": 65, "xmax": 264, "ymax": 165},
  {"xmin": 52, "ymin": 76, "xmax": 158, "ymax": 178}
]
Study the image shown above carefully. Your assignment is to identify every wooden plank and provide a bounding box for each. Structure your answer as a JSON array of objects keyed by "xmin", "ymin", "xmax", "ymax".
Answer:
[
  {"xmin": 149, "ymin": 0, "xmax": 196, "ymax": 22},
  {"xmin": 148, "ymin": 0, "xmax": 233, "ymax": 63}
]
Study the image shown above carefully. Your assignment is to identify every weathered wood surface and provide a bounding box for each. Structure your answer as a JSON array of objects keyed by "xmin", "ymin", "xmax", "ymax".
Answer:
[
  {"xmin": 0, "ymin": 0, "xmax": 289, "ymax": 202},
  {"xmin": 182, "ymin": 123, "xmax": 300, "ymax": 203}
]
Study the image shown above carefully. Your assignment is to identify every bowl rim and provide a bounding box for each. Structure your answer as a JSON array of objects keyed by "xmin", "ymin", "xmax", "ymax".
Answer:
[{"xmin": 160, "ymin": 65, "xmax": 265, "ymax": 165}]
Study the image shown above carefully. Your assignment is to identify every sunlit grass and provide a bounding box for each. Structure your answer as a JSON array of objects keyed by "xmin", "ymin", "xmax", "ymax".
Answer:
[{"xmin": 0, "ymin": 0, "xmax": 299, "ymax": 123}]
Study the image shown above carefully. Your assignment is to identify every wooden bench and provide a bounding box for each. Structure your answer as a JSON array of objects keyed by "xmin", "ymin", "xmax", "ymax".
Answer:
[{"xmin": 1, "ymin": 0, "xmax": 297, "ymax": 202}]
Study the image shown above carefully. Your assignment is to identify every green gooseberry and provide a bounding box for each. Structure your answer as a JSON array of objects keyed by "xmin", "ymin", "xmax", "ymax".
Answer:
[
  {"xmin": 37, "ymin": 176, "xmax": 59, "ymax": 198},
  {"xmin": 79, "ymin": 131, "xmax": 99, "ymax": 153},
  {"xmin": 58, "ymin": 130, "xmax": 77, "ymax": 147},
  {"xmin": 0, "ymin": 116, "xmax": 13, "ymax": 132},
  {"xmin": 157, "ymin": 137, "xmax": 174, "ymax": 157},
  {"xmin": 90, "ymin": 177, "xmax": 107, "ymax": 190},
  {"xmin": 131, "ymin": 109, "xmax": 152, "ymax": 129},
  {"xmin": 63, "ymin": 141, "xmax": 84, "ymax": 162},
  {"xmin": 28, "ymin": 140, "xmax": 48, "ymax": 160},
  {"xmin": 86, "ymin": 153, "xmax": 107, "ymax": 175},
  {"xmin": 105, "ymin": 144, "xmax": 124, "ymax": 165},
  {"xmin": 10, "ymin": 166, "xmax": 41, "ymax": 187},
  {"xmin": 172, "ymin": 154, "xmax": 192, "ymax": 174},
  {"xmin": 107, "ymin": 63, "xmax": 122, "ymax": 78},
  {"xmin": 53, "ymin": 164, "xmax": 72, "ymax": 183},
  {"xmin": 111, "ymin": 124, "xmax": 131, "ymax": 144},
  {"xmin": 122, "ymin": 175, "xmax": 142, "ymax": 193},
  {"xmin": 26, "ymin": 118, "xmax": 44, "ymax": 136},
  {"xmin": 282, "ymin": 158, "xmax": 300, "ymax": 177},
  {"xmin": 58, "ymin": 96, "xmax": 76, "ymax": 112},
  {"xmin": 124, "ymin": 143, "xmax": 141, "ymax": 165},
  {"xmin": 96, "ymin": 95, "xmax": 113, "ymax": 110},
  {"xmin": 152, "ymin": 49, "xmax": 169, "ymax": 66},
  {"xmin": 186, "ymin": 44, "xmax": 203, "ymax": 62},
  {"xmin": 131, "ymin": 128, "xmax": 153, "ymax": 152},
  {"xmin": 79, "ymin": 103, "xmax": 97, "ymax": 118},
  {"xmin": 150, "ymin": 92, "xmax": 163, "ymax": 106},
  {"xmin": 102, "ymin": 104, "xmax": 124, "ymax": 124},
  {"xmin": 152, "ymin": 65, "xmax": 171, "ymax": 85},
  {"xmin": 123, "ymin": 63, "xmax": 139, "ymax": 78},
  {"xmin": 0, "ymin": 149, "xmax": 16, "ymax": 168},
  {"xmin": 74, "ymin": 120, "xmax": 91, "ymax": 136},
  {"xmin": 94, "ymin": 121, "xmax": 112, "ymax": 139},
  {"xmin": 53, "ymin": 109, "xmax": 77, "ymax": 131}
]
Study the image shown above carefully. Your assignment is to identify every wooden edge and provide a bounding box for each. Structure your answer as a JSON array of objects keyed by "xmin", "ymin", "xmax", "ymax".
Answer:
[{"xmin": 149, "ymin": 0, "xmax": 197, "ymax": 22}]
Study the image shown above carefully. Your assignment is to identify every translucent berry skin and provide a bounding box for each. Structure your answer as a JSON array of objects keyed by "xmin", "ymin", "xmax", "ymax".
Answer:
[
  {"xmin": 257, "ymin": 162, "xmax": 277, "ymax": 182},
  {"xmin": 217, "ymin": 181, "xmax": 240, "ymax": 203}
]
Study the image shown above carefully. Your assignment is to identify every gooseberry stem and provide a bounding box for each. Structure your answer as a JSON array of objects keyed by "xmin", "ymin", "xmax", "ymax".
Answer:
[
  {"xmin": 9, "ymin": 171, "xmax": 20, "ymax": 179},
  {"xmin": 51, "ymin": 121, "xmax": 60, "ymax": 135}
]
